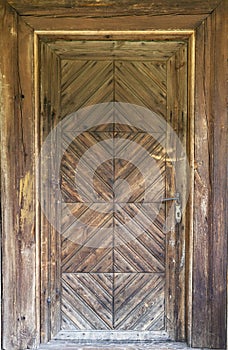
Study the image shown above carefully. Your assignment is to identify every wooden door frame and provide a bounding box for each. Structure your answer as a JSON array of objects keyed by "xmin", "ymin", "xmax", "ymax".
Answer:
[
  {"xmin": 36, "ymin": 32, "xmax": 192, "ymax": 344},
  {"xmin": 0, "ymin": 1, "xmax": 227, "ymax": 349}
]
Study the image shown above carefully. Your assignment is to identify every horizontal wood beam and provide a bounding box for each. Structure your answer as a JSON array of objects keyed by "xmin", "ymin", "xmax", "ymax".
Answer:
[
  {"xmin": 21, "ymin": 14, "xmax": 208, "ymax": 31},
  {"xmin": 7, "ymin": 0, "xmax": 222, "ymax": 16},
  {"xmin": 46, "ymin": 40, "xmax": 186, "ymax": 60}
]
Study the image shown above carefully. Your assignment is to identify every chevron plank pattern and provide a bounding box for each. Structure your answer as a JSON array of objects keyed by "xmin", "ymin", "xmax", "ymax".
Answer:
[
  {"xmin": 60, "ymin": 59, "xmax": 168, "ymax": 333},
  {"xmin": 114, "ymin": 273, "xmax": 165, "ymax": 330},
  {"xmin": 62, "ymin": 273, "xmax": 113, "ymax": 330}
]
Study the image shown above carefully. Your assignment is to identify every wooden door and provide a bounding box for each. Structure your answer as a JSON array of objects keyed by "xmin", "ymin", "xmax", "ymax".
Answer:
[{"xmin": 57, "ymin": 56, "xmax": 183, "ymax": 338}]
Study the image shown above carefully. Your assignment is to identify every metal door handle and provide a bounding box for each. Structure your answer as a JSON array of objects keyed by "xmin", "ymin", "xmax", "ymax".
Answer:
[
  {"xmin": 161, "ymin": 192, "xmax": 182, "ymax": 223},
  {"xmin": 162, "ymin": 192, "xmax": 180, "ymax": 204}
]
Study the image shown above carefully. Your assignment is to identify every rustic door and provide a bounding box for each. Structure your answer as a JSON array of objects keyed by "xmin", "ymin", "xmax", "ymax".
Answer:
[
  {"xmin": 40, "ymin": 41, "xmax": 188, "ymax": 342},
  {"xmin": 55, "ymin": 53, "xmax": 187, "ymax": 339}
]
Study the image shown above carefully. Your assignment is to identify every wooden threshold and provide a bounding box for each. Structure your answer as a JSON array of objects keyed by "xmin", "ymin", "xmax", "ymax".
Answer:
[
  {"xmin": 53, "ymin": 330, "xmax": 169, "ymax": 342},
  {"xmin": 38, "ymin": 340, "xmax": 218, "ymax": 350}
]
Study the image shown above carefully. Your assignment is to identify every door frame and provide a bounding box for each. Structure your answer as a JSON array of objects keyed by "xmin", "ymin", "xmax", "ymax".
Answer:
[
  {"xmin": 0, "ymin": 1, "xmax": 227, "ymax": 349},
  {"xmin": 36, "ymin": 32, "xmax": 193, "ymax": 344}
]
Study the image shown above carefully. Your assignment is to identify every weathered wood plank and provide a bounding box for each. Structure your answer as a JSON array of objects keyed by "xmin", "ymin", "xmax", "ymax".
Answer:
[
  {"xmin": 114, "ymin": 273, "xmax": 165, "ymax": 330},
  {"xmin": 35, "ymin": 339, "xmax": 215, "ymax": 350},
  {"xmin": 166, "ymin": 45, "xmax": 188, "ymax": 341},
  {"xmin": 209, "ymin": 2, "xmax": 227, "ymax": 348},
  {"xmin": 0, "ymin": 1, "xmax": 38, "ymax": 348},
  {"xmin": 40, "ymin": 42, "xmax": 62, "ymax": 343},
  {"xmin": 115, "ymin": 61, "xmax": 167, "ymax": 118},
  {"xmin": 192, "ymin": 0, "xmax": 227, "ymax": 348},
  {"xmin": 62, "ymin": 273, "xmax": 113, "ymax": 330},
  {"xmin": 7, "ymin": 0, "xmax": 221, "ymax": 16},
  {"xmin": 0, "ymin": 1, "xmax": 18, "ymax": 348},
  {"xmin": 16, "ymin": 15, "xmax": 38, "ymax": 349},
  {"xmin": 21, "ymin": 14, "xmax": 208, "ymax": 31},
  {"xmin": 39, "ymin": 33, "xmax": 192, "ymax": 43},
  {"xmin": 47, "ymin": 40, "xmax": 185, "ymax": 60},
  {"xmin": 49, "ymin": 48, "xmax": 62, "ymax": 341},
  {"xmin": 61, "ymin": 59, "xmax": 113, "ymax": 117}
]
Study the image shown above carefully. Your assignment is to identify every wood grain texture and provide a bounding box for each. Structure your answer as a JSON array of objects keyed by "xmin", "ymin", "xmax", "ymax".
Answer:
[
  {"xmin": 166, "ymin": 46, "xmax": 188, "ymax": 341},
  {"xmin": 61, "ymin": 60, "xmax": 113, "ymax": 118},
  {"xmin": 114, "ymin": 273, "xmax": 165, "ymax": 330},
  {"xmin": 192, "ymin": 1, "xmax": 227, "ymax": 348},
  {"xmin": 0, "ymin": 2, "xmax": 38, "ymax": 348},
  {"xmin": 62, "ymin": 273, "xmax": 113, "ymax": 330},
  {"xmin": 0, "ymin": 2, "xmax": 19, "ymax": 348},
  {"xmin": 39, "ymin": 32, "xmax": 192, "ymax": 43},
  {"xmin": 61, "ymin": 132, "xmax": 114, "ymax": 202},
  {"xmin": 35, "ymin": 340, "xmax": 217, "ymax": 350},
  {"xmin": 39, "ymin": 42, "xmax": 62, "ymax": 343},
  {"xmin": 16, "ymin": 16, "xmax": 37, "ymax": 350},
  {"xmin": 20, "ymin": 14, "xmax": 208, "ymax": 31},
  {"xmin": 115, "ymin": 61, "xmax": 167, "ymax": 118},
  {"xmin": 59, "ymin": 58, "xmax": 170, "ymax": 335},
  {"xmin": 7, "ymin": 0, "xmax": 222, "ymax": 16},
  {"xmin": 61, "ymin": 203, "xmax": 113, "ymax": 273},
  {"xmin": 114, "ymin": 204, "xmax": 166, "ymax": 273},
  {"xmin": 1, "ymin": 0, "xmax": 227, "ymax": 347},
  {"xmin": 47, "ymin": 40, "xmax": 185, "ymax": 61}
]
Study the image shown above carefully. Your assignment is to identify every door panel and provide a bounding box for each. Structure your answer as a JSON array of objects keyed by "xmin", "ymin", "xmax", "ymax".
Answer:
[
  {"xmin": 115, "ymin": 61, "xmax": 166, "ymax": 118},
  {"xmin": 114, "ymin": 203, "xmax": 165, "ymax": 273},
  {"xmin": 113, "ymin": 273, "xmax": 165, "ymax": 330},
  {"xmin": 59, "ymin": 58, "xmax": 172, "ymax": 334},
  {"xmin": 61, "ymin": 60, "xmax": 114, "ymax": 118},
  {"xmin": 62, "ymin": 273, "xmax": 113, "ymax": 330}
]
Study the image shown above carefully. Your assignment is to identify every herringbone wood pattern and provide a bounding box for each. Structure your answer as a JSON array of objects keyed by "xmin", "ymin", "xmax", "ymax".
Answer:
[{"xmin": 60, "ymin": 59, "xmax": 168, "ymax": 332}]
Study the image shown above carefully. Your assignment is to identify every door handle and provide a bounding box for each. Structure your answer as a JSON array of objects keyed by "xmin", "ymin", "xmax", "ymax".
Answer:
[{"xmin": 161, "ymin": 192, "xmax": 182, "ymax": 224}]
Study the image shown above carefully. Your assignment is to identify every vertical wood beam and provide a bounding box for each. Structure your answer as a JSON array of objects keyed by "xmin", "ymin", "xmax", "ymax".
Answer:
[
  {"xmin": 166, "ymin": 45, "xmax": 188, "ymax": 342},
  {"xmin": 0, "ymin": 1, "xmax": 38, "ymax": 348},
  {"xmin": 17, "ymin": 15, "xmax": 38, "ymax": 349},
  {"xmin": 192, "ymin": 0, "xmax": 227, "ymax": 347},
  {"xmin": 0, "ymin": 2, "xmax": 18, "ymax": 347},
  {"xmin": 39, "ymin": 41, "xmax": 62, "ymax": 344}
]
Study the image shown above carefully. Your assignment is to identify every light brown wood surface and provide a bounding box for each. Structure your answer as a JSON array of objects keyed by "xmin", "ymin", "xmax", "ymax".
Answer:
[
  {"xmin": 0, "ymin": 2, "xmax": 38, "ymax": 349},
  {"xmin": 7, "ymin": 0, "xmax": 222, "ymax": 16},
  {"xmin": 1, "ymin": 0, "xmax": 227, "ymax": 349},
  {"xmin": 47, "ymin": 40, "xmax": 185, "ymax": 60}
]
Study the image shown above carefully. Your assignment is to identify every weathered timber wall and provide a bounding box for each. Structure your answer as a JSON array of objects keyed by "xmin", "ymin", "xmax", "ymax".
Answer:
[{"xmin": 192, "ymin": 1, "xmax": 227, "ymax": 348}]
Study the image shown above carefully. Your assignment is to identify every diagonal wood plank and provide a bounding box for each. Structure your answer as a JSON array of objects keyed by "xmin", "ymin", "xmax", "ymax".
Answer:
[
  {"xmin": 62, "ymin": 273, "xmax": 113, "ymax": 330},
  {"xmin": 113, "ymin": 132, "xmax": 166, "ymax": 203},
  {"xmin": 115, "ymin": 61, "xmax": 167, "ymax": 119},
  {"xmin": 61, "ymin": 60, "xmax": 114, "ymax": 118},
  {"xmin": 114, "ymin": 273, "xmax": 165, "ymax": 330},
  {"xmin": 61, "ymin": 203, "xmax": 113, "ymax": 272},
  {"xmin": 114, "ymin": 204, "xmax": 165, "ymax": 272},
  {"xmin": 61, "ymin": 132, "xmax": 114, "ymax": 202}
]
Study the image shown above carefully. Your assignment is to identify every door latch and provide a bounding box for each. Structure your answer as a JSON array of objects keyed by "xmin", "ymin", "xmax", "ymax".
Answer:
[{"xmin": 162, "ymin": 192, "xmax": 182, "ymax": 224}]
